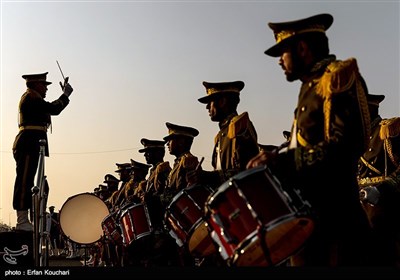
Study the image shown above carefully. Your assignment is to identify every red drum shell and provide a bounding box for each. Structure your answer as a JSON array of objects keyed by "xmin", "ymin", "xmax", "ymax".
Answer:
[
  {"xmin": 206, "ymin": 165, "xmax": 314, "ymax": 266},
  {"xmin": 102, "ymin": 211, "xmax": 123, "ymax": 245},
  {"xmin": 119, "ymin": 202, "xmax": 152, "ymax": 247},
  {"xmin": 164, "ymin": 184, "xmax": 216, "ymax": 257}
]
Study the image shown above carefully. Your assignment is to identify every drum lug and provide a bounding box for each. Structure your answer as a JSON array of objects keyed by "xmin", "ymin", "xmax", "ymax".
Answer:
[{"xmin": 228, "ymin": 208, "xmax": 241, "ymax": 221}]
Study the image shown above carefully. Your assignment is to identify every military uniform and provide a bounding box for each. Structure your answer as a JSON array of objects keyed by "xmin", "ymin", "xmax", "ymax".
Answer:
[
  {"xmin": 115, "ymin": 160, "xmax": 151, "ymax": 266},
  {"xmin": 264, "ymin": 13, "xmax": 372, "ymax": 266},
  {"xmin": 103, "ymin": 174, "xmax": 120, "ymax": 193},
  {"xmin": 138, "ymin": 138, "xmax": 171, "ymax": 195},
  {"xmin": 161, "ymin": 123, "xmax": 200, "ymax": 207},
  {"xmin": 357, "ymin": 94, "xmax": 400, "ymax": 266},
  {"xmin": 13, "ymin": 72, "xmax": 70, "ymax": 212},
  {"xmin": 156, "ymin": 122, "xmax": 200, "ymax": 267},
  {"xmin": 138, "ymin": 138, "xmax": 171, "ymax": 228},
  {"xmin": 117, "ymin": 160, "xmax": 151, "ymax": 207},
  {"xmin": 103, "ymin": 163, "xmax": 132, "ymax": 267},
  {"xmin": 145, "ymin": 161, "xmax": 171, "ymax": 194},
  {"xmin": 198, "ymin": 81, "xmax": 259, "ymax": 188},
  {"xmin": 213, "ymin": 112, "xmax": 259, "ymax": 180},
  {"xmin": 107, "ymin": 163, "xmax": 132, "ymax": 210},
  {"xmin": 163, "ymin": 153, "xmax": 199, "ymax": 204}
]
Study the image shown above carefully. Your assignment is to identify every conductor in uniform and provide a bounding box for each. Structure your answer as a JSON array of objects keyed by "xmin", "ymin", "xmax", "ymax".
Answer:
[{"xmin": 12, "ymin": 72, "xmax": 73, "ymax": 231}]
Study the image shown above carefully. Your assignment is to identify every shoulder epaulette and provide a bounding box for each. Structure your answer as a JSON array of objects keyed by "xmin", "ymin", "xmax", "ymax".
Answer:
[
  {"xmin": 228, "ymin": 112, "xmax": 251, "ymax": 139},
  {"xmin": 156, "ymin": 161, "xmax": 171, "ymax": 173},
  {"xmin": 380, "ymin": 117, "xmax": 400, "ymax": 139},
  {"xmin": 315, "ymin": 58, "xmax": 370, "ymax": 145},
  {"xmin": 316, "ymin": 58, "xmax": 359, "ymax": 99},
  {"xmin": 181, "ymin": 154, "xmax": 198, "ymax": 169}
]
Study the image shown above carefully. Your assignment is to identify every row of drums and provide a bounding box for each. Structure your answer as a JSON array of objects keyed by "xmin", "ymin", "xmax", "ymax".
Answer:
[{"xmin": 58, "ymin": 165, "xmax": 315, "ymax": 266}]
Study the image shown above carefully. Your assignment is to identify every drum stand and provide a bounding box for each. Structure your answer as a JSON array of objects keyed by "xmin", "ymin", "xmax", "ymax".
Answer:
[
  {"xmin": 81, "ymin": 245, "xmax": 89, "ymax": 267},
  {"xmin": 32, "ymin": 139, "xmax": 49, "ymax": 267}
]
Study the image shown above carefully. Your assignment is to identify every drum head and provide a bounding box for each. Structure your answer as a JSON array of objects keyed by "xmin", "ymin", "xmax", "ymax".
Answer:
[{"xmin": 59, "ymin": 193, "xmax": 109, "ymax": 245}]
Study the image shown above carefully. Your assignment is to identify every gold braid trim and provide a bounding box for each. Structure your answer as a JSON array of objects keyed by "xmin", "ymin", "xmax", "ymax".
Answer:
[
  {"xmin": 384, "ymin": 139, "xmax": 399, "ymax": 169},
  {"xmin": 380, "ymin": 118, "xmax": 400, "ymax": 168},
  {"xmin": 297, "ymin": 131, "xmax": 309, "ymax": 147},
  {"xmin": 360, "ymin": 156, "xmax": 382, "ymax": 175},
  {"xmin": 315, "ymin": 58, "xmax": 370, "ymax": 146},
  {"xmin": 380, "ymin": 117, "xmax": 400, "ymax": 140},
  {"xmin": 356, "ymin": 79, "xmax": 371, "ymax": 148},
  {"xmin": 231, "ymin": 137, "xmax": 237, "ymax": 167}
]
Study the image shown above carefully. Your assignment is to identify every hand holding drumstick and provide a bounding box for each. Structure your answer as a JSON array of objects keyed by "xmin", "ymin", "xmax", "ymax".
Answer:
[{"xmin": 186, "ymin": 157, "xmax": 204, "ymax": 187}]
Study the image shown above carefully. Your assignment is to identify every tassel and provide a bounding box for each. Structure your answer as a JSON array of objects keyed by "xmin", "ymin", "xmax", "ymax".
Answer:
[
  {"xmin": 315, "ymin": 58, "xmax": 370, "ymax": 147},
  {"xmin": 380, "ymin": 117, "xmax": 400, "ymax": 139}
]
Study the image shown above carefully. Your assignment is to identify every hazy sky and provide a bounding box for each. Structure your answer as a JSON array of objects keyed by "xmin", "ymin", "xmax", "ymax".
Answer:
[{"xmin": 1, "ymin": 1, "xmax": 399, "ymax": 227}]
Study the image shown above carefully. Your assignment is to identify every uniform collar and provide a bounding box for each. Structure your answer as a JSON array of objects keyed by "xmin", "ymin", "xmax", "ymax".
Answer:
[
  {"xmin": 302, "ymin": 55, "xmax": 336, "ymax": 82},
  {"xmin": 27, "ymin": 88, "xmax": 43, "ymax": 99},
  {"xmin": 219, "ymin": 113, "xmax": 237, "ymax": 129},
  {"xmin": 371, "ymin": 115, "xmax": 382, "ymax": 128}
]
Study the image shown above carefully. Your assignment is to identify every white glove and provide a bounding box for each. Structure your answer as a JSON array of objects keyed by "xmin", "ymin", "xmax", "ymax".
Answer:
[{"xmin": 360, "ymin": 186, "xmax": 380, "ymax": 205}]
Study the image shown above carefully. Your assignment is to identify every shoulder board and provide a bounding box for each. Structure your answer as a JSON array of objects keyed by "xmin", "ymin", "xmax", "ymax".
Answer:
[
  {"xmin": 181, "ymin": 154, "xmax": 198, "ymax": 169},
  {"xmin": 156, "ymin": 161, "xmax": 171, "ymax": 173},
  {"xmin": 228, "ymin": 112, "xmax": 250, "ymax": 139},
  {"xmin": 316, "ymin": 57, "xmax": 359, "ymax": 99},
  {"xmin": 380, "ymin": 117, "xmax": 400, "ymax": 139}
]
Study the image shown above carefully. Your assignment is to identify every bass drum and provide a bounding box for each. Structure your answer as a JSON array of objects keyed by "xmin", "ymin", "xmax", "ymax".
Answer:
[{"xmin": 59, "ymin": 192, "xmax": 110, "ymax": 245}]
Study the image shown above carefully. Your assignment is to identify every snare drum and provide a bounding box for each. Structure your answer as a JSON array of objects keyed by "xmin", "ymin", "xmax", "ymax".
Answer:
[
  {"xmin": 119, "ymin": 202, "xmax": 152, "ymax": 247},
  {"xmin": 164, "ymin": 184, "xmax": 216, "ymax": 257},
  {"xmin": 59, "ymin": 193, "xmax": 110, "ymax": 245},
  {"xmin": 205, "ymin": 165, "xmax": 314, "ymax": 266},
  {"xmin": 102, "ymin": 211, "xmax": 123, "ymax": 245}
]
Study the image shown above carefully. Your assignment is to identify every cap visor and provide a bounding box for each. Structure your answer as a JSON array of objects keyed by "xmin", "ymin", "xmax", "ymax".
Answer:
[
  {"xmin": 198, "ymin": 96, "xmax": 211, "ymax": 104},
  {"xmin": 264, "ymin": 45, "xmax": 281, "ymax": 57}
]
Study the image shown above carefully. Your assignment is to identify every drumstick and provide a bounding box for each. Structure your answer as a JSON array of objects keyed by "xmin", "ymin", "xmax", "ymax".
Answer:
[
  {"xmin": 195, "ymin": 157, "xmax": 205, "ymax": 171},
  {"xmin": 186, "ymin": 157, "xmax": 204, "ymax": 188}
]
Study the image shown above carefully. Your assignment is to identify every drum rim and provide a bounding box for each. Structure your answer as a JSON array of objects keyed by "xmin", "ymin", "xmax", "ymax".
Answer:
[
  {"xmin": 119, "ymin": 202, "xmax": 153, "ymax": 246},
  {"xmin": 206, "ymin": 165, "xmax": 268, "ymax": 207}
]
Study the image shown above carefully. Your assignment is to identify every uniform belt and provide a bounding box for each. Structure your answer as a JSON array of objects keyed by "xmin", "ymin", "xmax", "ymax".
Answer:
[
  {"xmin": 358, "ymin": 176, "xmax": 387, "ymax": 187},
  {"xmin": 19, "ymin": 125, "xmax": 47, "ymax": 132}
]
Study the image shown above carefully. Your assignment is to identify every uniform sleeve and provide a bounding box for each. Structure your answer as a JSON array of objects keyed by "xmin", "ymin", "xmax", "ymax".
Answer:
[{"xmin": 43, "ymin": 94, "xmax": 70, "ymax": 115}]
